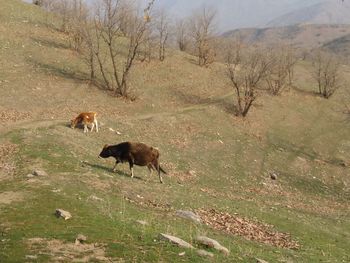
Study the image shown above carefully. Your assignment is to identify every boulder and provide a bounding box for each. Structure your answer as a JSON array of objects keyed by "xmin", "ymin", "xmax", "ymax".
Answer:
[
  {"xmin": 176, "ymin": 210, "xmax": 201, "ymax": 224},
  {"xmin": 256, "ymin": 258, "xmax": 269, "ymax": 263},
  {"xmin": 33, "ymin": 169, "xmax": 47, "ymax": 176},
  {"xmin": 195, "ymin": 236, "xmax": 229, "ymax": 255},
  {"xmin": 75, "ymin": 234, "xmax": 87, "ymax": 245},
  {"xmin": 159, "ymin": 233, "xmax": 193, "ymax": 249},
  {"xmin": 55, "ymin": 209, "xmax": 72, "ymax": 220}
]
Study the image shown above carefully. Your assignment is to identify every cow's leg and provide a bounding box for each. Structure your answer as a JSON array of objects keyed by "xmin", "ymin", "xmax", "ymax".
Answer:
[
  {"xmin": 154, "ymin": 159, "xmax": 163, "ymax": 184},
  {"xmin": 95, "ymin": 120, "xmax": 99, "ymax": 132},
  {"xmin": 129, "ymin": 162, "xmax": 134, "ymax": 178},
  {"xmin": 83, "ymin": 124, "xmax": 88, "ymax": 133},
  {"xmin": 112, "ymin": 160, "xmax": 119, "ymax": 172},
  {"xmin": 90, "ymin": 122, "xmax": 95, "ymax": 132},
  {"xmin": 147, "ymin": 164, "xmax": 154, "ymax": 176}
]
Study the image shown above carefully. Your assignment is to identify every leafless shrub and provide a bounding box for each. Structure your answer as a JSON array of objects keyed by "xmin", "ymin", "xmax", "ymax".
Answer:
[
  {"xmin": 175, "ymin": 18, "xmax": 189, "ymax": 52},
  {"xmin": 189, "ymin": 6, "xmax": 217, "ymax": 67},
  {"xmin": 84, "ymin": 0, "xmax": 154, "ymax": 98},
  {"xmin": 265, "ymin": 46, "xmax": 297, "ymax": 95},
  {"xmin": 154, "ymin": 9, "xmax": 170, "ymax": 61},
  {"xmin": 311, "ymin": 51, "xmax": 341, "ymax": 98},
  {"xmin": 78, "ymin": 20, "xmax": 96, "ymax": 81},
  {"xmin": 226, "ymin": 43, "xmax": 272, "ymax": 117},
  {"xmin": 33, "ymin": 0, "xmax": 44, "ymax": 6}
]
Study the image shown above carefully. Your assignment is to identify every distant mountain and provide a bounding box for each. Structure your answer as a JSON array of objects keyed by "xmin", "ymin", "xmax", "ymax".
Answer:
[
  {"xmin": 266, "ymin": 0, "xmax": 350, "ymax": 27},
  {"xmin": 158, "ymin": 0, "xmax": 323, "ymax": 31},
  {"xmin": 222, "ymin": 24, "xmax": 350, "ymax": 50},
  {"xmin": 322, "ymin": 34, "xmax": 350, "ymax": 57}
]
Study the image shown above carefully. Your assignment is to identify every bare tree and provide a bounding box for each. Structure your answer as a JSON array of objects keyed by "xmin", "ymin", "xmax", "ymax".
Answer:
[
  {"xmin": 175, "ymin": 18, "xmax": 189, "ymax": 52},
  {"xmin": 33, "ymin": 0, "xmax": 44, "ymax": 6},
  {"xmin": 154, "ymin": 9, "xmax": 170, "ymax": 61},
  {"xmin": 285, "ymin": 47, "xmax": 298, "ymax": 87},
  {"xmin": 78, "ymin": 19, "xmax": 96, "ymax": 81},
  {"xmin": 226, "ymin": 44, "xmax": 272, "ymax": 117},
  {"xmin": 67, "ymin": 0, "xmax": 90, "ymax": 51},
  {"xmin": 189, "ymin": 6, "xmax": 217, "ymax": 66},
  {"xmin": 88, "ymin": 0, "xmax": 154, "ymax": 98},
  {"xmin": 312, "ymin": 51, "xmax": 341, "ymax": 98},
  {"xmin": 265, "ymin": 46, "xmax": 297, "ymax": 95}
]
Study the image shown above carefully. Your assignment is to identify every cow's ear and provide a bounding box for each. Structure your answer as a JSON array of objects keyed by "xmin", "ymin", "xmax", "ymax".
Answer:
[{"xmin": 103, "ymin": 144, "xmax": 109, "ymax": 149}]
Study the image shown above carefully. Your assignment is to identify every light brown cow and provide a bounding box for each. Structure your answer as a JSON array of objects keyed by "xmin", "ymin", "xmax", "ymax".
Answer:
[{"xmin": 70, "ymin": 112, "xmax": 98, "ymax": 133}]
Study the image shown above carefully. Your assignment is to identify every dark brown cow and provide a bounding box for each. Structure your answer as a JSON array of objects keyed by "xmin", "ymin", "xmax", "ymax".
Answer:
[{"xmin": 99, "ymin": 142, "xmax": 167, "ymax": 183}]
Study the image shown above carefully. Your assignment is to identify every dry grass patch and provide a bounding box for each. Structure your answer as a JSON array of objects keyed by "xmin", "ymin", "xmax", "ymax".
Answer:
[
  {"xmin": 0, "ymin": 191, "xmax": 25, "ymax": 205},
  {"xmin": 197, "ymin": 208, "xmax": 300, "ymax": 249},
  {"xmin": 0, "ymin": 142, "xmax": 18, "ymax": 179},
  {"xmin": 27, "ymin": 238, "xmax": 118, "ymax": 262}
]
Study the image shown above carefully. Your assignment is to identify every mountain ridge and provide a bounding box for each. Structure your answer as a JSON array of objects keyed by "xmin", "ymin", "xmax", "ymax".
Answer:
[{"xmin": 266, "ymin": 0, "xmax": 350, "ymax": 27}]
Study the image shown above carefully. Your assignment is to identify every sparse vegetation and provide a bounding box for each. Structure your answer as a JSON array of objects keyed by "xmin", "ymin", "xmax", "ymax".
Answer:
[
  {"xmin": 154, "ymin": 8, "xmax": 170, "ymax": 62},
  {"xmin": 311, "ymin": 51, "xmax": 342, "ymax": 98},
  {"xmin": 85, "ymin": 0, "xmax": 154, "ymax": 98},
  {"xmin": 265, "ymin": 46, "xmax": 298, "ymax": 95},
  {"xmin": 189, "ymin": 6, "xmax": 217, "ymax": 67},
  {"xmin": 175, "ymin": 18, "xmax": 190, "ymax": 52},
  {"xmin": 226, "ymin": 44, "xmax": 272, "ymax": 117}
]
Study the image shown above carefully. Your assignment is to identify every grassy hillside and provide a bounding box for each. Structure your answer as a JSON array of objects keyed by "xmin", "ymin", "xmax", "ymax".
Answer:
[{"xmin": 1, "ymin": 1, "xmax": 350, "ymax": 262}]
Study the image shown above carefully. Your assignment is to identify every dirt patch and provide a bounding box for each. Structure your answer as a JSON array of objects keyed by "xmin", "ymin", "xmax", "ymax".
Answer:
[
  {"xmin": 0, "ymin": 191, "xmax": 25, "ymax": 205},
  {"xmin": 27, "ymin": 238, "xmax": 118, "ymax": 262},
  {"xmin": 197, "ymin": 208, "xmax": 300, "ymax": 249}
]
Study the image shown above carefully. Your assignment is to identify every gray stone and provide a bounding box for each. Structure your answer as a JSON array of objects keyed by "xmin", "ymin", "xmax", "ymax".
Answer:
[
  {"xmin": 75, "ymin": 234, "xmax": 87, "ymax": 245},
  {"xmin": 176, "ymin": 210, "xmax": 201, "ymax": 224},
  {"xmin": 196, "ymin": 249, "xmax": 214, "ymax": 258},
  {"xmin": 159, "ymin": 233, "xmax": 194, "ymax": 249},
  {"xmin": 196, "ymin": 236, "xmax": 229, "ymax": 255},
  {"xmin": 26, "ymin": 174, "xmax": 35, "ymax": 178},
  {"xmin": 55, "ymin": 209, "xmax": 72, "ymax": 220},
  {"xmin": 33, "ymin": 169, "xmax": 47, "ymax": 176},
  {"xmin": 269, "ymin": 172, "xmax": 278, "ymax": 180},
  {"xmin": 256, "ymin": 258, "xmax": 269, "ymax": 263}
]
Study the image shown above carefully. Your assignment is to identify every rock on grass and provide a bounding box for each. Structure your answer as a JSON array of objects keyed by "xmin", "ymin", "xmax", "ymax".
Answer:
[
  {"xmin": 159, "ymin": 233, "xmax": 193, "ymax": 249},
  {"xmin": 55, "ymin": 209, "xmax": 72, "ymax": 220},
  {"xmin": 195, "ymin": 236, "xmax": 229, "ymax": 255},
  {"xmin": 176, "ymin": 210, "xmax": 201, "ymax": 224},
  {"xmin": 33, "ymin": 169, "xmax": 47, "ymax": 176}
]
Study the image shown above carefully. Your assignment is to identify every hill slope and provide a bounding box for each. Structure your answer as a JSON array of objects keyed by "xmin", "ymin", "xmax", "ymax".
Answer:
[
  {"xmin": 1, "ymin": 1, "xmax": 350, "ymax": 262},
  {"xmin": 322, "ymin": 33, "xmax": 350, "ymax": 57},
  {"xmin": 267, "ymin": 0, "xmax": 350, "ymax": 27},
  {"xmin": 223, "ymin": 24, "xmax": 350, "ymax": 49}
]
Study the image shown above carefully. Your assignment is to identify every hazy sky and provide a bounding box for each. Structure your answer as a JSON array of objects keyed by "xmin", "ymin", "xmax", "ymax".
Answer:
[
  {"xmin": 23, "ymin": 0, "xmax": 333, "ymax": 31},
  {"xmin": 159, "ymin": 0, "xmax": 326, "ymax": 31}
]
